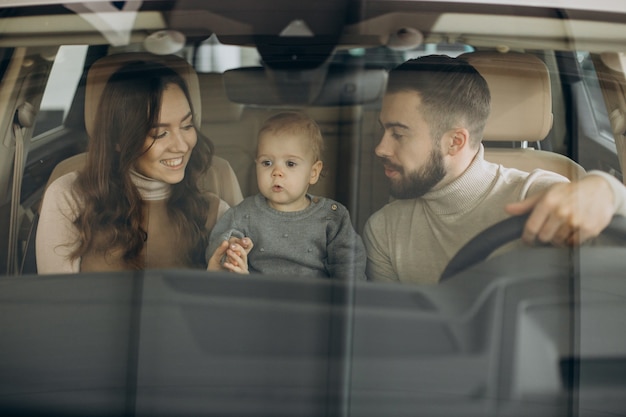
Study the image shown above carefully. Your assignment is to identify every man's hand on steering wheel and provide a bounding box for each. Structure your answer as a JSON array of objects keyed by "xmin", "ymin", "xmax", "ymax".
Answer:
[{"xmin": 505, "ymin": 175, "xmax": 616, "ymax": 247}]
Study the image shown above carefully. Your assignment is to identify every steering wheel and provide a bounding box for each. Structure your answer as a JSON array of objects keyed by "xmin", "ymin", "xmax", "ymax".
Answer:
[{"xmin": 440, "ymin": 214, "xmax": 626, "ymax": 282}]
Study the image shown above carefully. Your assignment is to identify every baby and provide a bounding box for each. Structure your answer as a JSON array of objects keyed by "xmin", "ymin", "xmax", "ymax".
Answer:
[{"xmin": 207, "ymin": 111, "xmax": 366, "ymax": 280}]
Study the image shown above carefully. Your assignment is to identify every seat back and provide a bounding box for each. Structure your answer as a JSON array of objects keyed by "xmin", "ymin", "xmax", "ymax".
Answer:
[
  {"xmin": 45, "ymin": 52, "xmax": 243, "ymax": 207},
  {"xmin": 463, "ymin": 51, "xmax": 585, "ymax": 180},
  {"xmin": 196, "ymin": 72, "xmax": 254, "ymax": 198},
  {"xmin": 197, "ymin": 70, "xmax": 363, "ymax": 200}
]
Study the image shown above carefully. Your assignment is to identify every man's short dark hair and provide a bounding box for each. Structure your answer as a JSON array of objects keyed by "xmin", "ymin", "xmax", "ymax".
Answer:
[{"xmin": 387, "ymin": 55, "xmax": 491, "ymax": 148}]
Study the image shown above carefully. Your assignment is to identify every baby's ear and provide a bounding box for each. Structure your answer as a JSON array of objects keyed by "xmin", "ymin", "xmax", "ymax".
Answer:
[{"xmin": 309, "ymin": 160, "xmax": 323, "ymax": 185}]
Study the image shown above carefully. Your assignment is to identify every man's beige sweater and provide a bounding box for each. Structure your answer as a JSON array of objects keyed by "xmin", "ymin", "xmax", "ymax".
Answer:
[{"xmin": 363, "ymin": 146, "xmax": 626, "ymax": 284}]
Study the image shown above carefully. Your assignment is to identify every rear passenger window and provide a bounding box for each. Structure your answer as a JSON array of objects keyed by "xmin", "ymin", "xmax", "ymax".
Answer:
[{"xmin": 32, "ymin": 45, "xmax": 88, "ymax": 138}]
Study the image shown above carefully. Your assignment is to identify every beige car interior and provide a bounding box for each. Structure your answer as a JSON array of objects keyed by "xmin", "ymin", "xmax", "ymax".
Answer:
[
  {"xmin": 48, "ymin": 52, "xmax": 588, "ymax": 199},
  {"xmin": 198, "ymin": 70, "xmax": 361, "ymax": 200},
  {"xmin": 45, "ymin": 50, "xmax": 588, "ymax": 228},
  {"xmin": 41, "ymin": 49, "xmax": 589, "ymax": 246},
  {"xmin": 44, "ymin": 52, "xmax": 357, "ymax": 206},
  {"xmin": 464, "ymin": 51, "xmax": 586, "ymax": 181}
]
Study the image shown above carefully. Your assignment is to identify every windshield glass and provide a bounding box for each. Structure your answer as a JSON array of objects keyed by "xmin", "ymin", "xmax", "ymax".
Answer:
[{"xmin": 0, "ymin": 2, "xmax": 625, "ymax": 416}]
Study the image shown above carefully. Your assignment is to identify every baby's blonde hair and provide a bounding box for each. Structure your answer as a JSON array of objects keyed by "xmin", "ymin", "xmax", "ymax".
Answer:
[{"xmin": 257, "ymin": 111, "xmax": 324, "ymax": 161}]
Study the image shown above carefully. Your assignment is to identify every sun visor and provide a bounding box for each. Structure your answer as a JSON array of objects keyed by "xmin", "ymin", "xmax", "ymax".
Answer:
[{"xmin": 222, "ymin": 65, "xmax": 387, "ymax": 106}]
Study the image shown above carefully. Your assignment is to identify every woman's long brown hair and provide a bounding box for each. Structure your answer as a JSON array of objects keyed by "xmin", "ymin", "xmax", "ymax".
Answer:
[{"xmin": 70, "ymin": 60, "xmax": 213, "ymax": 268}]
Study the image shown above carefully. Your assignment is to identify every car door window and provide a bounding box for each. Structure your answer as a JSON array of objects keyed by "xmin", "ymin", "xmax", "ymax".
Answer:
[{"xmin": 32, "ymin": 45, "xmax": 87, "ymax": 138}]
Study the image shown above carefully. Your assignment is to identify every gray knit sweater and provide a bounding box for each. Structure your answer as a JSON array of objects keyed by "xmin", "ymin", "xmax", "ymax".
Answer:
[{"xmin": 207, "ymin": 194, "xmax": 366, "ymax": 280}]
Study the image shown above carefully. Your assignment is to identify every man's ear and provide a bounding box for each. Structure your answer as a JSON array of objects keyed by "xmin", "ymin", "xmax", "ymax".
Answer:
[
  {"xmin": 309, "ymin": 160, "xmax": 323, "ymax": 185},
  {"xmin": 446, "ymin": 128, "xmax": 470, "ymax": 156}
]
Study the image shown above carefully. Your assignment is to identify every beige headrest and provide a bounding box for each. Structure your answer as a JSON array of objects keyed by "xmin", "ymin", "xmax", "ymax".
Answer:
[
  {"xmin": 197, "ymin": 72, "xmax": 243, "ymax": 123},
  {"xmin": 84, "ymin": 52, "xmax": 201, "ymax": 138},
  {"xmin": 462, "ymin": 51, "xmax": 553, "ymax": 142}
]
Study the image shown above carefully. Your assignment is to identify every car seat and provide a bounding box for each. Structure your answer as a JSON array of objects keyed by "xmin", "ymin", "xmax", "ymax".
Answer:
[
  {"xmin": 195, "ymin": 72, "xmax": 255, "ymax": 197},
  {"xmin": 462, "ymin": 51, "xmax": 586, "ymax": 180}
]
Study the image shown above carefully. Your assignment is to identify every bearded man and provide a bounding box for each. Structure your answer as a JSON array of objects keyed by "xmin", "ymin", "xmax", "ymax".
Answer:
[{"xmin": 363, "ymin": 55, "xmax": 626, "ymax": 284}]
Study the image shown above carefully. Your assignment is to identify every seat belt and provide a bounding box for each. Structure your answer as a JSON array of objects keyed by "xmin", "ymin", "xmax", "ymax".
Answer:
[{"xmin": 7, "ymin": 102, "xmax": 35, "ymax": 275}]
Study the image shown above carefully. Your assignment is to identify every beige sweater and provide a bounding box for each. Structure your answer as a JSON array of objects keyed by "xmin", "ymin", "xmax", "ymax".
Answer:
[
  {"xmin": 36, "ymin": 171, "xmax": 229, "ymax": 274},
  {"xmin": 363, "ymin": 146, "xmax": 626, "ymax": 285}
]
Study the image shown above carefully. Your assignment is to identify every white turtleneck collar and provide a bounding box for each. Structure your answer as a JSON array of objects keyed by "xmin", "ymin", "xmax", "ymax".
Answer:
[
  {"xmin": 421, "ymin": 144, "xmax": 499, "ymax": 216},
  {"xmin": 130, "ymin": 169, "xmax": 171, "ymax": 201}
]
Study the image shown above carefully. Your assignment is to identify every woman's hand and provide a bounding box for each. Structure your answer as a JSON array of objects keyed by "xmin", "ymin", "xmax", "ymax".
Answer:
[{"xmin": 207, "ymin": 237, "xmax": 253, "ymax": 274}]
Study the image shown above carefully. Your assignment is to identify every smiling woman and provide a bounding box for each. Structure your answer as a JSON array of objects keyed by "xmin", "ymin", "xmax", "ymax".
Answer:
[
  {"xmin": 35, "ymin": 60, "xmax": 249, "ymax": 274},
  {"xmin": 134, "ymin": 87, "xmax": 196, "ymax": 184}
]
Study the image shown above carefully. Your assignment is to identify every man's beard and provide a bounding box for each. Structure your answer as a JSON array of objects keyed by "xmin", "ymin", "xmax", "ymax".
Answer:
[{"xmin": 386, "ymin": 148, "xmax": 446, "ymax": 199}]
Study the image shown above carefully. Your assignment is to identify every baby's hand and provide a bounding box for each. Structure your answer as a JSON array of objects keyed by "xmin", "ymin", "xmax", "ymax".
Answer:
[
  {"xmin": 228, "ymin": 236, "xmax": 253, "ymax": 255},
  {"xmin": 223, "ymin": 243, "xmax": 248, "ymax": 273},
  {"xmin": 207, "ymin": 239, "xmax": 252, "ymax": 274}
]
